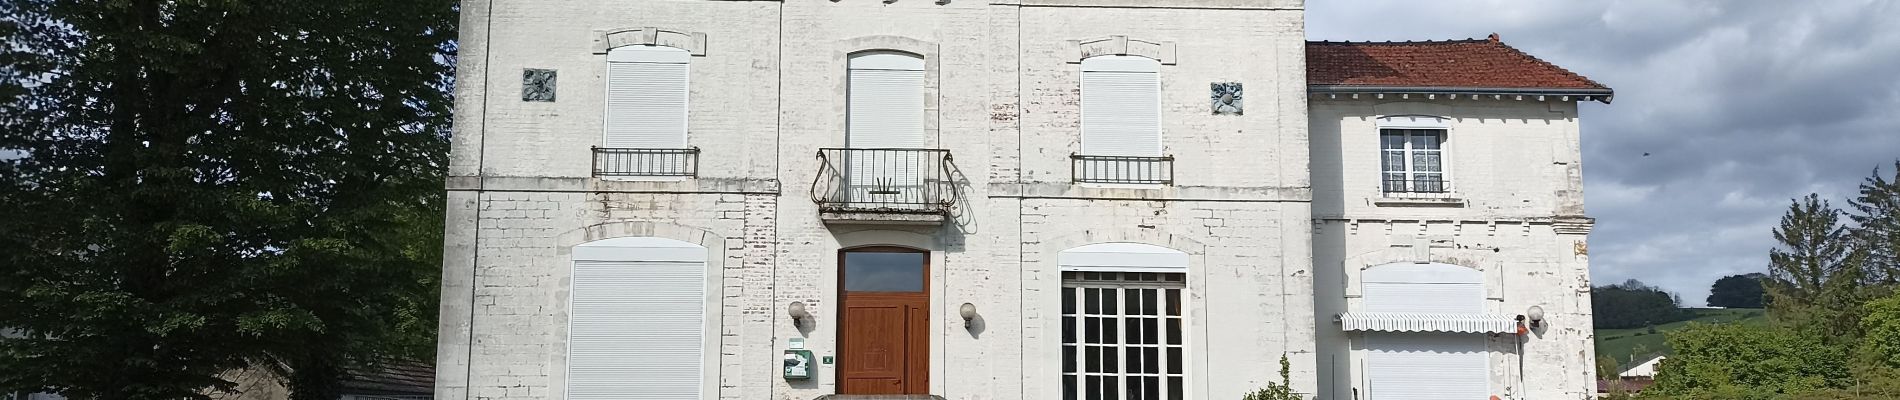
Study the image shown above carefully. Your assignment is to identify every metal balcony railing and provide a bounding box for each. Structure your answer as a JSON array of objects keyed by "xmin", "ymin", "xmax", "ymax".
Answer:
[
  {"xmin": 592, "ymin": 147, "xmax": 699, "ymax": 177},
  {"xmin": 812, "ymin": 148, "xmax": 959, "ymax": 213},
  {"xmin": 1071, "ymin": 154, "xmax": 1175, "ymax": 185},
  {"xmin": 1382, "ymin": 177, "xmax": 1454, "ymax": 198}
]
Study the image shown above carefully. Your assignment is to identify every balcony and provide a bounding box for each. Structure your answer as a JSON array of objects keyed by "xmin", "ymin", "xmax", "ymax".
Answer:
[
  {"xmin": 1071, "ymin": 154, "xmax": 1174, "ymax": 185},
  {"xmin": 592, "ymin": 147, "xmax": 700, "ymax": 178},
  {"xmin": 1374, "ymin": 177, "xmax": 1464, "ymax": 207},
  {"xmin": 812, "ymin": 148, "xmax": 960, "ymax": 225}
]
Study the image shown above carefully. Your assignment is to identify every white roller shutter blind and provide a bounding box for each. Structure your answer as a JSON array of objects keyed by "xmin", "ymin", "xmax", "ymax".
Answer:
[
  {"xmin": 605, "ymin": 46, "xmax": 689, "ymax": 149},
  {"xmin": 844, "ymin": 53, "xmax": 927, "ymax": 204},
  {"xmin": 1364, "ymin": 263, "xmax": 1484, "ymax": 314},
  {"xmin": 846, "ymin": 52, "xmax": 926, "ymax": 149},
  {"xmin": 1364, "ymin": 282, "xmax": 1484, "ymax": 314},
  {"xmin": 569, "ymin": 259, "xmax": 705, "ymax": 400},
  {"xmin": 1081, "ymin": 55, "xmax": 1161, "ymax": 156},
  {"xmin": 1366, "ymin": 333, "xmax": 1489, "ymax": 400}
]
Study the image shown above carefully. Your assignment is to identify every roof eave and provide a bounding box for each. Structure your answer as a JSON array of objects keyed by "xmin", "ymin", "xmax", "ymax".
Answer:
[{"xmin": 1308, "ymin": 85, "xmax": 1615, "ymax": 104}]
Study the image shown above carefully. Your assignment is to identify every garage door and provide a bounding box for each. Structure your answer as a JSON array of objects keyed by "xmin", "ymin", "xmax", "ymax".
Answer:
[{"xmin": 1366, "ymin": 333, "xmax": 1487, "ymax": 400}]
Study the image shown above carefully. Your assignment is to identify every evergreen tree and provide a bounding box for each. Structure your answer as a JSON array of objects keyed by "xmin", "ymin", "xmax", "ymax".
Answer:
[
  {"xmin": 1849, "ymin": 162, "xmax": 1900, "ymax": 284},
  {"xmin": 0, "ymin": 1, "xmax": 454, "ymax": 399},
  {"xmin": 1766, "ymin": 194, "xmax": 1871, "ymax": 342}
]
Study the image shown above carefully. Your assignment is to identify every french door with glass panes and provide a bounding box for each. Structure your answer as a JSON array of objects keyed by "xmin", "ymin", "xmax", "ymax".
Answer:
[
  {"xmin": 1379, "ymin": 129, "xmax": 1446, "ymax": 193},
  {"xmin": 1061, "ymin": 271, "xmax": 1186, "ymax": 400}
]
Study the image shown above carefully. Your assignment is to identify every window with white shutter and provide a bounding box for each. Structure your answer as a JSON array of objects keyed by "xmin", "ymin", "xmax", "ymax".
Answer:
[
  {"xmin": 838, "ymin": 52, "xmax": 930, "ymax": 206},
  {"xmin": 568, "ymin": 237, "xmax": 708, "ymax": 400},
  {"xmin": 1081, "ymin": 55, "xmax": 1160, "ymax": 157},
  {"xmin": 1360, "ymin": 263, "xmax": 1489, "ymax": 400},
  {"xmin": 596, "ymin": 45, "xmax": 696, "ymax": 178},
  {"xmin": 1075, "ymin": 56, "xmax": 1170, "ymax": 184}
]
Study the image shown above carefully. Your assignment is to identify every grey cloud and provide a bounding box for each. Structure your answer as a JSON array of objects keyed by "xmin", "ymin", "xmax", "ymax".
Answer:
[{"xmin": 1309, "ymin": 0, "xmax": 1900, "ymax": 306}]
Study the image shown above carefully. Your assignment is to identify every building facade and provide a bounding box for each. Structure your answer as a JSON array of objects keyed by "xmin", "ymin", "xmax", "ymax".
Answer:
[{"xmin": 433, "ymin": 1, "xmax": 1608, "ymax": 399}]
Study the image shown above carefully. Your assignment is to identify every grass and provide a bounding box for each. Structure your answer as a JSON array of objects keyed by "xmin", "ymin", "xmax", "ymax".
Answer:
[{"xmin": 1595, "ymin": 308, "xmax": 1768, "ymax": 368}]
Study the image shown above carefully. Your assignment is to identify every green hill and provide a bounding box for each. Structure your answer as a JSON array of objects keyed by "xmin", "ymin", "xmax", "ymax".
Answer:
[{"xmin": 1594, "ymin": 308, "xmax": 1767, "ymax": 368}]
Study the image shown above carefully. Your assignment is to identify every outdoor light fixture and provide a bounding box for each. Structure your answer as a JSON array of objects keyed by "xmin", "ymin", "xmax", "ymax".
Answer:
[
  {"xmin": 959, "ymin": 303, "xmax": 978, "ymax": 324},
  {"xmin": 1526, "ymin": 305, "xmax": 1546, "ymax": 329},
  {"xmin": 788, "ymin": 301, "xmax": 810, "ymax": 327}
]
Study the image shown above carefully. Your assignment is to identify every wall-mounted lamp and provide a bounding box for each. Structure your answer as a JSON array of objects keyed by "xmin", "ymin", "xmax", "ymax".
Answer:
[
  {"xmin": 1525, "ymin": 305, "xmax": 1546, "ymax": 329},
  {"xmin": 959, "ymin": 303, "xmax": 978, "ymax": 324},
  {"xmin": 789, "ymin": 301, "xmax": 810, "ymax": 327}
]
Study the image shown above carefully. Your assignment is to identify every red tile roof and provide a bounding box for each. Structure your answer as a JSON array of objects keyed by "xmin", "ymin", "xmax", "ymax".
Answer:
[{"xmin": 1307, "ymin": 34, "xmax": 1609, "ymax": 92}]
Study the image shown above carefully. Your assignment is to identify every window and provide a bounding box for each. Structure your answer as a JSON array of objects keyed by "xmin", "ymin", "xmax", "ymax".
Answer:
[
  {"xmin": 1076, "ymin": 56, "xmax": 1169, "ymax": 184},
  {"xmin": 1380, "ymin": 129, "xmax": 1446, "ymax": 193},
  {"xmin": 1061, "ymin": 271, "xmax": 1186, "ymax": 400},
  {"xmin": 568, "ymin": 237, "xmax": 709, "ymax": 400},
  {"xmin": 597, "ymin": 45, "xmax": 695, "ymax": 177},
  {"xmin": 1358, "ymin": 263, "xmax": 1490, "ymax": 399}
]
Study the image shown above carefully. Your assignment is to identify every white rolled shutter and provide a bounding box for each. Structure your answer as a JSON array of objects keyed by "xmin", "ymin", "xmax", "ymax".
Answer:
[
  {"xmin": 569, "ymin": 238, "xmax": 706, "ymax": 400},
  {"xmin": 846, "ymin": 52, "xmax": 926, "ymax": 149},
  {"xmin": 1361, "ymin": 263, "xmax": 1490, "ymax": 399},
  {"xmin": 1081, "ymin": 56, "xmax": 1161, "ymax": 156},
  {"xmin": 605, "ymin": 46, "xmax": 689, "ymax": 149},
  {"xmin": 1366, "ymin": 333, "xmax": 1489, "ymax": 400},
  {"xmin": 844, "ymin": 53, "xmax": 927, "ymax": 204},
  {"xmin": 1364, "ymin": 282, "xmax": 1484, "ymax": 314}
]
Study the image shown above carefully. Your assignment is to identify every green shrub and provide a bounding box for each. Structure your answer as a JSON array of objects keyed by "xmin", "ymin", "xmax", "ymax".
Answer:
[
  {"xmin": 1241, "ymin": 354, "xmax": 1299, "ymax": 400},
  {"xmin": 1645, "ymin": 323, "xmax": 1847, "ymax": 397}
]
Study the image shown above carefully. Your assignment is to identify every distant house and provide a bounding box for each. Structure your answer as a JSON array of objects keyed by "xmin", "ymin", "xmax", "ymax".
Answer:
[
  {"xmin": 1619, "ymin": 355, "xmax": 1666, "ymax": 378},
  {"xmin": 211, "ymin": 359, "xmax": 434, "ymax": 400}
]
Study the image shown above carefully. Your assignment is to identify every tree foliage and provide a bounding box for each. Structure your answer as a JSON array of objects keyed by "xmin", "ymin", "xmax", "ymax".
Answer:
[
  {"xmin": 1594, "ymin": 279, "xmax": 1694, "ymax": 329},
  {"xmin": 1765, "ymin": 194, "xmax": 1876, "ymax": 342},
  {"xmin": 1709, "ymin": 273, "xmax": 1769, "ymax": 309},
  {"xmin": 1849, "ymin": 163, "xmax": 1900, "ymax": 284},
  {"xmin": 1634, "ymin": 166, "xmax": 1900, "ymax": 399},
  {"xmin": 1645, "ymin": 323, "xmax": 1848, "ymax": 398},
  {"xmin": 0, "ymin": 0, "xmax": 455, "ymax": 399}
]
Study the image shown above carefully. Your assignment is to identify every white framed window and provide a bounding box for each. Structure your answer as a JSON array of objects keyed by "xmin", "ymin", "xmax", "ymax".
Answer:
[
  {"xmin": 1076, "ymin": 55, "xmax": 1168, "ymax": 184},
  {"xmin": 604, "ymin": 45, "xmax": 690, "ymax": 149},
  {"xmin": 1061, "ymin": 271, "xmax": 1186, "ymax": 400},
  {"xmin": 1379, "ymin": 129, "xmax": 1446, "ymax": 193}
]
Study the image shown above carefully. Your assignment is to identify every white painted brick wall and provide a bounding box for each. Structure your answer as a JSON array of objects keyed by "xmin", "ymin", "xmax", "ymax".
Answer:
[
  {"xmin": 1308, "ymin": 98, "xmax": 1596, "ymax": 399},
  {"xmin": 438, "ymin": 1, "xmax": 1592, "ymax": 400}
]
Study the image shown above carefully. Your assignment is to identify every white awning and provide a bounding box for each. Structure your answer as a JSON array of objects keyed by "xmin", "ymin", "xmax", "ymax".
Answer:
[{"xmin": 1338, "ymin": 312, "xmax": 1519, "ymax": 334}]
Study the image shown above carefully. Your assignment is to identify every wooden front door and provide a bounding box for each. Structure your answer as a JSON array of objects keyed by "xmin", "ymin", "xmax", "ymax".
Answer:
[{"xmin": 838, "ymin": 248, "xmax": 930, "ymax": 395}]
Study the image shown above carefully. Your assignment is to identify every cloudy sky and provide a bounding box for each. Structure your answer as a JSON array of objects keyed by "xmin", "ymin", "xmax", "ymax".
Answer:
[{"xmin": 1308, "ymin": 0, "xmax": 1900, "ymax": 306}]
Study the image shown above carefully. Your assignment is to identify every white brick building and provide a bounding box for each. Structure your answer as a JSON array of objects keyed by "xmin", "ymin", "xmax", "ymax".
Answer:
[{"xmin": 433, "ymin": 1, "xmax": 1610, "ymax": 399}]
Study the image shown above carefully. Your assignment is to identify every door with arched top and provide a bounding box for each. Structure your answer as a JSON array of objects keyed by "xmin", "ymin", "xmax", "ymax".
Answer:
[{"xmin": 837, "ymin": 247, "xmax": 930, "ymax": 395}]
